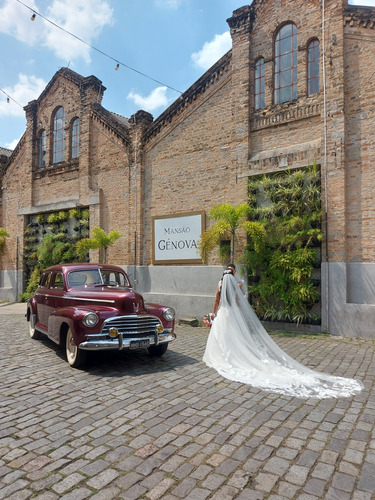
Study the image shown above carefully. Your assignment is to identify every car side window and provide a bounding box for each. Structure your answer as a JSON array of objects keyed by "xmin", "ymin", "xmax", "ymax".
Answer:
[
  {"xmin": 40, "ymin": 271, "xmax": 53, "ymax": 288},
  {"xmin": 52, "ymin": 272, "xmax": 64, "ymax": 289},
  {"xmin": 102, "ymin": 270, "xmax": 129, "ymax": 286},
  {"xmin": 68, "ymin": 272, "xmax": 87, "ymax": 287}
]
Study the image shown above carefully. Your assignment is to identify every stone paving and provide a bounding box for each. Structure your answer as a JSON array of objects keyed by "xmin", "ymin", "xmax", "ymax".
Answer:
[{"xmin": 0, "ymin": 305, "xmax": 374, "ymax": 499}]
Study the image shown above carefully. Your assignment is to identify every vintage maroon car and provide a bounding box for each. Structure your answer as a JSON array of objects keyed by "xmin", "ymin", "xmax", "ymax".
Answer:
[{"xmin": 26, "ymin": 263, "xmax": 176, "ymax": 368}]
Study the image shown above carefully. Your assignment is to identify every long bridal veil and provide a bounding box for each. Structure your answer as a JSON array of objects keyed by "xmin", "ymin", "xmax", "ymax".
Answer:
[{"xmin": 203, "ymin": 273, "xmax": 363, "ymax": 398}]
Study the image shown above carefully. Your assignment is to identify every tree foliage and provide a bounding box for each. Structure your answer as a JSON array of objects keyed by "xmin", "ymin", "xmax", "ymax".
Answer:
[
  {"xmin": 76, "ymin": 227, "xmax": 123, "ymax": 263},
  {"xmin": 198, "ymin": 203, "xmax": 266, "ymax": 263}
]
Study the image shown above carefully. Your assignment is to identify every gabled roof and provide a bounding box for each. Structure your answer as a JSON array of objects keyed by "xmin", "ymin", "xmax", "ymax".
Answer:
[
  {"xmin": 24, "ymin": 67, "xmax": 106, "ymax": 111},
  {"xmin": 0, "ymin": 147, "xmax": 12, "ymax": 158},
  {"xmin": 109, "ymin": 111, "xmax": 129, "ymax": 128},
  {"xmin": 91, "ymin": 103, "xmax": 130, "ymax": 144}
]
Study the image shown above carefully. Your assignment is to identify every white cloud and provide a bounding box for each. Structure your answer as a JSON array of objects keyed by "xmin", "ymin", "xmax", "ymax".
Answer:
[
  {"xmin": 0, "ymin": 0, "xmax": 113, "ymax": 64},
  {"xmin": 127, "ymin": 87, "xmax": 170, "ymax": 112},
  {"xmin": 45, "ymin": 0, "xmax": 113, "ymax": 63},
  {"xmin": 191, "ymin": 32, "xmax": 232, "ymax": 71},
  {"xmin": 0, "ymin": 0, "xmax": 40, "ymax": 45},
  {"xmin": 0, "ymin": 73, "xmax": 47, "ymax": 118},
  {"xmin": 5, "ymin": 138, "xmax": 21, "ymax": 150}
]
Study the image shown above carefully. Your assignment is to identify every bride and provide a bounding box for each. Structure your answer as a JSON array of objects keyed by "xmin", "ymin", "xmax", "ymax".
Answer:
[{"xmin": 203, "ymin": 270, "xmax": 363, "ymax": 398}]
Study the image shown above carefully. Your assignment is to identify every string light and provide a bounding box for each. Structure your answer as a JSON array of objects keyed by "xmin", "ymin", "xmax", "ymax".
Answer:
[
  {"xmin": 16, "ymin": 0, "xmax": 183, "ymax": 95},
  {"xmin": 115, "ymin": 63, "xmax": 119, "ymax": 71},
  {"xmin": 31, "ymin": 12, "xmax": 36, "ymax": 20},
  {"xmin": 0, "ymin": 88, "xmax": 23, "ymax": 108}
]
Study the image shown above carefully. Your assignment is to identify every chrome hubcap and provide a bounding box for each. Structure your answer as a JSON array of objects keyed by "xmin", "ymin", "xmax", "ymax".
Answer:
[{"xmin": 67, "ymin": 333, "xmax": 76, "ymax": 359}]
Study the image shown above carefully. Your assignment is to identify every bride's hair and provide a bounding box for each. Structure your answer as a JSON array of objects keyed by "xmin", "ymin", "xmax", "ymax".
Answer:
[
  {"xmin": 222, "ymin": 269, "xmax": 233, "ymax": 276},
  {"xmin": 218, "ymin": 269, "xmax": 234, "ymax": 296},
  {"xmin": 221, "ymin": 272, "xmax": 238, "ymax": 306}
]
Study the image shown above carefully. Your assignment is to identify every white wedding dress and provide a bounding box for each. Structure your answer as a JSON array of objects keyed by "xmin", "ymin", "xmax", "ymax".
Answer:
[{"xmin": 203, "ymin": 273, "xmax": 363, "ymax": 398}]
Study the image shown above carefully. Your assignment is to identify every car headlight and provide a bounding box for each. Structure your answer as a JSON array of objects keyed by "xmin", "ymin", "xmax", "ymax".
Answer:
[
  {"xmin": 82, "ymin": 312, "xmax": 99, "ymax": 327},
  {"xmin": 163, "ymin": 307, "xmax": 175, "ymax": 321}
]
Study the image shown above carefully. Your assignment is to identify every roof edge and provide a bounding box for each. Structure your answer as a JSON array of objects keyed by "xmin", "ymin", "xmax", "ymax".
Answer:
[{"xmin": 145, "ymin": 49, "xmax": 232, "ymax": 140}]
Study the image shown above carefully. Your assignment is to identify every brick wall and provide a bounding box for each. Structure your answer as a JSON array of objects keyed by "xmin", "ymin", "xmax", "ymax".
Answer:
[
  {"xmin": 344, "ymin": 8, "xmax": 375, "ymax": 263},
  {"xmin": 2, "ymin": 1, "xmax": 375, "ymax": 336}
]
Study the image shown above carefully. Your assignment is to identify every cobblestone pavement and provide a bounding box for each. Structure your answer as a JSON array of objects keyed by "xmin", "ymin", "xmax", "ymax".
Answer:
[{"xmin": 0, "ymin": 306, "xmax": 374, "ymax": 500}]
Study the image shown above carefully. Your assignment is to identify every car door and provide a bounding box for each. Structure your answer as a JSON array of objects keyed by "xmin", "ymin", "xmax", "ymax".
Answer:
[
  {"xmin": 34, "ymin": 271, "xmax": 53, "ymax": 328},
  {"xmin": 44, "ymin": 271, "xmax": 66, "ymax": 340}
]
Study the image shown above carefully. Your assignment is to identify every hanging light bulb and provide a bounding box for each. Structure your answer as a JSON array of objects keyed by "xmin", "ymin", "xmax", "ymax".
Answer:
[
  {"xmin": 6, "ymin": 97, "xmax": 10, "ymax": 103},
  {"xmin": 31, "ymin": 12, "xmax": 36, "ymax": 21},
  {"xmin": 115, "ymin": 63, "xmax": 119, "ymax": 71}
]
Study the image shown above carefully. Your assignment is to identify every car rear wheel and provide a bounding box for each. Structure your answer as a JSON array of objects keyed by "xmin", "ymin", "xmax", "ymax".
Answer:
[
  {"xmin": 66, "ymin": 328, "xmax": 87, "ymax": 368},
  {"xmin": 148, "ymin": 342, "xmax": 168, "ymax": 356}
]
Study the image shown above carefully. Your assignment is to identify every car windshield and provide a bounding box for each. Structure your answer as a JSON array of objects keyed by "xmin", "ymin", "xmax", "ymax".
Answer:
[{"xmin": 67, "ymin": 269, "xmax": 130, "ymax": 288}]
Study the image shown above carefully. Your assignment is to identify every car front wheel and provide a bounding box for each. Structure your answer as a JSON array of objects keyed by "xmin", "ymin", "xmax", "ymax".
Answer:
[
  {"xmin": 66, "ymin": 328, "xmax": 87, "ymax": 368},
  {"xmin": 148, "ymin": 342, "xmax": 168, "ymax": 356},
  {"xmin": 28, "ymin": 310, "xmax": 42, "ymax": 340}
]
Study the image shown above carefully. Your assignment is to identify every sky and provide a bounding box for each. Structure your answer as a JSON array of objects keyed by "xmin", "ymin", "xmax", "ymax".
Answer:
[{"xmin": 0, "ymin": 0, "xmax": 374, "ymax": 150}]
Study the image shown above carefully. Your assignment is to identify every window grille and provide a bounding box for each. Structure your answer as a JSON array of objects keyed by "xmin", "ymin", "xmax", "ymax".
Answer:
[
  {"xmin": 52, "ymin": 107, "xmax": 65, "ymax": 164},
  {"xmin": 71, "ymin": 118, "xmax": 80, "ymax": 159},
  {"xmin": 255, "ymin": 58, "xmax": 265, "ymax": 110},
  {"xmin": 274, "ymin": 23, "xmax": 298, "ymax": 104},
  {"xmin": 307, "ymin": 39, "xmax": 320, "ymax": 96}
]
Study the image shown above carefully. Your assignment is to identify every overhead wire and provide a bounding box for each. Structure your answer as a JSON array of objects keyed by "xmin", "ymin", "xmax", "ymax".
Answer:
[
  {"xmin": 0, "ymin": 87, "xmax": 23, "ymax": 108},
  {"xmin": 15, "ymin": 0, "xmax": 183, "ymax": 95}
]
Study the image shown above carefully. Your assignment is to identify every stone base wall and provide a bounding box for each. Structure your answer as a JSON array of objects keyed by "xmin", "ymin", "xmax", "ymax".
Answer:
[
  {"xmin": 0, "ymin": 270, "xmax": 23, "ymax": 302},
  {"xmin": 322, "ymin": 262, "xmax": 375, "ymax": 339},
  {"xmin": 125, "ymin": 265, "xmax": 229, "ymax": 320}
]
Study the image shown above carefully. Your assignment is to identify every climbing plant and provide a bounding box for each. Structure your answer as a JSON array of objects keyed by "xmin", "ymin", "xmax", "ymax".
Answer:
[
  {"xmin": 0, "ymin": 228, "xmax": 9, "ymax": 255},
  {"xmin": 243, "ymin": 165, "xmax": 322, "ymax": 325},
  {"xmin": 21, "ymin": 207, "xmax": 90, "ymax": 301}
]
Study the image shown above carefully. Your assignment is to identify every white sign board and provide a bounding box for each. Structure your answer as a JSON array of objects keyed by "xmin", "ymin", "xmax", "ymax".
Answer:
[{"xmin": 152, "ymin": 212, "xmax": 204, "ymax": 264}]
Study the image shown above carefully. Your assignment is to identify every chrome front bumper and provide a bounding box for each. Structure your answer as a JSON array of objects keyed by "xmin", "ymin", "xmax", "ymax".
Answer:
[{"xmin": 79, "ymin": 329, "xmax": 176, "ymax": 351}]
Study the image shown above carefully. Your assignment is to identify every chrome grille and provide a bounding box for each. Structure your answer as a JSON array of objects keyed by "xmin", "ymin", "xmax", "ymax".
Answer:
[{"xmin": 100, "ymin": 314, "xmax": 161, "ymax": 339}]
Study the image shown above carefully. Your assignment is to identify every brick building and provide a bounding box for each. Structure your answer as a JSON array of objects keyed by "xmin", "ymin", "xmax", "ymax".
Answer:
[{"xmin": 1, "ymin": 0, "xmax": 375, "ymax": 337}]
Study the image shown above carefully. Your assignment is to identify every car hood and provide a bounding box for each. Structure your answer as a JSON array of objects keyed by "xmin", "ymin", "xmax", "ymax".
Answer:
[{"xmin": 64, "ymin": 286, "xmax": 145, "ymax": 314}]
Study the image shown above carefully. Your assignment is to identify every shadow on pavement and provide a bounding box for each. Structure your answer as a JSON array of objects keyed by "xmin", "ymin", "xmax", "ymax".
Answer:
[{"xmin": 38, "ymin": 335, "xmax": 199, "ymax": 377}]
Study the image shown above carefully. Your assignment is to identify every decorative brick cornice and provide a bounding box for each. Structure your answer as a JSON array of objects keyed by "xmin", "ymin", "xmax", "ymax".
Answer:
[
  {"xmin": 344, "ymin": 6, "xmax": 375, "ymax": 29},
  {"xmin": 251, "ymin": 102, "xmax": 321, "ymax": 131},
  {"xmin": 227, "ymin": 5, "xmax": 252, "ymax": 31},
  {"xmin": 33, "ymin": 162, "xmax": 79, "ymax": 179},
  {"xmin": 245, "ymin": 139, "xmax": 321, "ymax": 174},
  {"xmin": 144, "ymin": 50, "xmax": 232, "ymax": 141}
]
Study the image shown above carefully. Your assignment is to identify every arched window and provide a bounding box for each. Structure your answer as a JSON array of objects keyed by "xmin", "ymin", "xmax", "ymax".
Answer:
[
  {"xmin": 71, "ymin": 118, "xmax": 80, "ymax": 159},
  {"xmin": 307, "ymin": 39, "xmax": 320, "ymax": 96},
  {"xmin": 38, "ymin": 130, "xmax": 46, "ymax": 168},
  {"xmin": 52, "ymin": 106, "xmax": 65, "ymax": 164},
  {"xmin": 274, "ymin": 23, "xmax": 298, "ymax": 104},
  {"xmin": 255, "ymin": 58, "xmax": 265, "ymax": 110}
]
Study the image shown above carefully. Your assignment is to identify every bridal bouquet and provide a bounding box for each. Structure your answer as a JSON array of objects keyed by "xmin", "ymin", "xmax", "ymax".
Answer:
[{"xmin": 203, "ymin": 313, "xmax": 215, "ymax": 327}]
